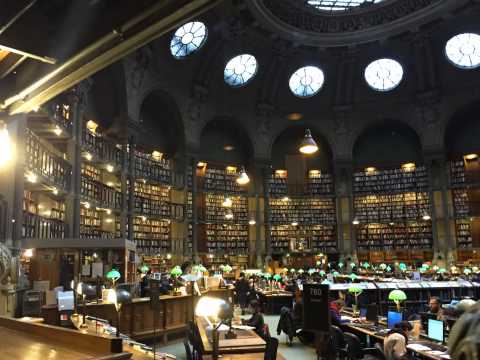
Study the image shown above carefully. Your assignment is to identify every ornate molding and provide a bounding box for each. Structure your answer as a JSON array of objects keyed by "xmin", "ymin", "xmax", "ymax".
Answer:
[{"xmin": 248, "ymin": 0, "xmax": 469, "ymax": 47}]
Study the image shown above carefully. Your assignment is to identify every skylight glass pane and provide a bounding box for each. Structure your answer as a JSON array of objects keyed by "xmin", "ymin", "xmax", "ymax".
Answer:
[
  {"xmin": 445, "ymin": 33, "xmax": 480, "ymax": 69},
  {"xmin": 170, "ymin": 21, "xmax": 207, "ymax": 59},
  {"xmin": 306, "ymin": 0, "xmax": 384, "ymax": 11},
  {"xmin": 364, "ymin": 58, "xmax": 403, "ymax": 92},
  {"xmin": 289, "ymin": 66, "xmax": 325, "ymax": 98},
  {"xmin": 224, "ymin": 54, "xmax": 258, "ymax": 87}
]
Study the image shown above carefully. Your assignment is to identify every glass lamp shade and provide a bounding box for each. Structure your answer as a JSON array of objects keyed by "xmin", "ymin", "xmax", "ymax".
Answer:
[
  {"xmin": 236, "ymin": 167, "xmax": 250, "ymax": 185},
  {"xmin": 388, "ymin": 289, "xmax": 407, "ymax": 302},
  {"xmin": 333, "ymin": 271, "xmax": 340, "ymax": 277},
  {"xmin": 222, "ymin": 197, "xmax": 233, "ymax": 207},
  {"xmin": 116, "ymin": 289, "xmax": 132, "ymax": 305},
  {"xmin": 321, "ymin": 279, "xmax": 331, "ymax": 285},
  {"xmin": 349, "ymin": 273, "xmax": 358, "ymax": 281},
  {"xmin": 437, "ymin": 268, "xmax": 447, "ymax": 274},
  {"xmin": 273, "ymin": 274, "xmax": 282, "ymax": 281},
  {"xmin": 299, "ymin": 129, "xmax": 318, "ymax": 154},
  {"xmin": 290, "ymin": 268, "xmax": 296, "ymax": 273},
  {"xmin": 140, "ymin": 265, "xmax": 150, "ymax": 274},
  {"xmin": 225, "ymin": 209, "xmax": 234, "ymax": 220},
  {"xmin": 222, "ymin": 265, "xmax": 233, "ymax": 273},
  {"xmin": 106, "ymin": 269, "xmax": 121, "ymax": 281},
  {"xmin": 308, "ymin": 268, "xmax": 316, "ymax": 275},
  {"xmin": 170, "ymin": 265, "xmax": 183, "ymax": 277},
  {"xmin": 348, "ymin": 285, "xmax": 363, "ymax": 295}
]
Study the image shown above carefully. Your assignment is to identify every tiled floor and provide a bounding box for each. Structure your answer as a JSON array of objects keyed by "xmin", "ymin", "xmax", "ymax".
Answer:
[{"xmin": 156, "ymin": 315, "xmax": 317, "ymax": 359}]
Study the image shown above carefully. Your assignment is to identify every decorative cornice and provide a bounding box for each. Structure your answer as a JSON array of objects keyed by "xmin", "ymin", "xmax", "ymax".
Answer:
[{"xmin": 248, "ymin": 0, "xmax": 469, "ymax": 47}]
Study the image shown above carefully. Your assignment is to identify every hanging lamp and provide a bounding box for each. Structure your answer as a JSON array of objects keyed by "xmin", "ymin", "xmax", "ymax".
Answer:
[
  {"xmin": 299, "ymin": 128, "xmax": 318, "ymax": 154},
  {"xmin": 236, "ymin": 166, "xmax": 250, "ymax": 185}
]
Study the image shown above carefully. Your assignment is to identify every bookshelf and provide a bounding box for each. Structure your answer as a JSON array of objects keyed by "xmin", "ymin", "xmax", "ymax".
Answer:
[
  {"xmin": 356, "ymin": 221, "xmax": 433, "ymax": 251},
  {"xmin": 205, "ymin": 223, "xmax": 248, "ymax": 254},
  {"xmin": 456, "ymin": 219, "xmax": 472, "ymax": 248},
  {"xmin": 81, "ymin": 122, "xmax": 123, "ymax": 166},
  {"xmin": 133, "ymin": 181, "xmax": 171, "ymax": 218},
  {"xmin": 269, "ymin": 197, "xmax": 336, "ymax": 225},
  {"xmin": 133, "ymin": 217, "xmax": 171, "ymax": 255},
  {"xmin": 353, "ymin": 166, "xmax": 428, "ymax": 194},
  {"xmin": 80, "ymin": 206, "xmax": 118, "ymax": 239},
  {"xmin": 134, "ymin": 150, "xmax": 172, "ymax": 185},
  {"xmin": 81, "ymin": 164, "xmax": 122, "ymax": 210},
  {"xmin": 270, "ymin": 224, "xmax": 337, "ymax": 253},
  {"xmin": 268, "ymin": 170, "xmax": 333, "ymax": 196},
  {"xmin": 203, "ymin": 193, "xmax": 248, "ymax": 223},
  {"xmin": 188, "ymin": 166, "xmax": 247, "ymax": 194},
  {"xmin": 22, "ymin": 190, "xmax": 66, "ymax": 239},
  {"xmin": 204, "ymin": 254, "xmax": 248, "ymax": 270},
  {"xmin": 354, "ymin": 192, "xmax": 429, "ymax": 223},
  {"xmin": 25, "ymin": 128, "xmax": 71, "ymax": 191}
]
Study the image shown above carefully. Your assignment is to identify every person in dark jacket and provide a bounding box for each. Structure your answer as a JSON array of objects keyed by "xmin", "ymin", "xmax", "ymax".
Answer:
[
  {"xmin": 243, "ymin": 300, "xmax": 267, "ymax": 339},
  {"xmin": 330, "ymin": 299, "xmax": 347, "ymax": 327},
  {"xmin": 277, "ymin": 306, "xmax": 295, "ymax": 345},
  {"xmin": 140, "ymin": 270, "xmax": 151, "ymax": 297},
  {"xmin": 235, "ymin": 272, "xmax": 250, "ymax": 313}
]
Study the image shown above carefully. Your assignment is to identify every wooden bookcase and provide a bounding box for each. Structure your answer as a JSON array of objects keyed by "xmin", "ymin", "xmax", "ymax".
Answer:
[{"xmin": 353, "ymin": 166, "xmax": 433, "ymax": 251}]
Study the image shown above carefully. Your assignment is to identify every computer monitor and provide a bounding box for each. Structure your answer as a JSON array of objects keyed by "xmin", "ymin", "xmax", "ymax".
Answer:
[
  {"xmin": 387, "ymin": 311, "xmax": 403, "ymax": 329},
  {"xmin": 360, "ymin": 308, "xmax": 367, "ymax": 318},
  {"xmin": 428, "ymin": 319, "xmax": 444, "ymax": 343},
  {"xmin": 366, "ymin": 304, "xmax": 378, "ymax": 323}
]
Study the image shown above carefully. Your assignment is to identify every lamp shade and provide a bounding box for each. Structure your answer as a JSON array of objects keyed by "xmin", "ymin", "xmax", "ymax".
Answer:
[
  {"xmin": 333, "ymin": 271, "xmax": 340, "ymax": 277},
  {"xmin": 140, "ymin": 265, "xmax": 150, "ymax": 273},
  {"xmin": 199, "ymin": 265, "xmax": 207, "ymax": 273},
  {"xmin": 349, "ymin": 273, "xmax": 358, "ymax": 281},
  {"xmin": 298, "ymin": 269, "xmax": 304, "ymax": 274},
  {"xmin": 321, "ymin": 279, "xmax": 331, "ymax": 285},
  {"xmin": 236, "ymin": 167, "xmax": 250, "ymax": 185},
  {"xmin": 319, "ymin": 270, "xmax": 326, "ymax": 276},
  {"xmin": 264, "ymin": 273, "xmax": 272, "ymax": 280},
  {"xmin": 388, "ymin": 289, "xmax": 407, "ymax": 302},
  {"xmin": 299, "ymin": 129, "xmax": 318, "ymax": 154},
  {"xmin": 116, "ymin": 289, "xmax": 132, "ymax": 305},
  {"xmin": 273, "ymin": 274, "xmax": 282, "ymax": 281},
  {"xmin": 399, "ymin": 263, "xmax": 407, "ymax": 271},
  {"xmin": 81, "ymin": 283, "xmax": 97, "ymax": 300},
  {"xmin": 195, "ymin": 296, "xmax": 226, "ymax": 318},
  {"xmin": 348, "ymin": 285, "xmax": 363, "ymax": 295},
  {"xmin": 464, "ymin": 268, "xmax": 472, "ymax": 275},
  {"xmin": 170, "ymin": 265, "xmax": 183, "ymax": 277},
  {"xmin": 221, "ymin": 264, "xmax": 232, "ymax": 273},
  {"xmin": 350, "ymin": 263, "xmax": 356, "ymax": 269},
  {"xmin": 386, "ymin": 266, "xmax": 392, "ymax": 272},
  {"xmin": 290, "ymin": 268, "xmax": 296, "ymax": 273},
  {"xmin": 106, "ymin": 269, "xmax": 121, "ymax": 281},
  {"xmin": 379, "ymin": 263, "xmax": 387, "ymax": 271},
  {"xmin": 338, "ymin": 262, "xmax": 344, "ymax": 269},
  {"xmin": 308, "ymin": 268, "xmax": 316, "ymax": 275},
  {"xmin": 363, "ymin": 262, "xmax": 370, "ymax": 269}
]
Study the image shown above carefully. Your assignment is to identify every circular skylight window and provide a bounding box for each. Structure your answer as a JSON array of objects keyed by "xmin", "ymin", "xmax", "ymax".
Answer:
[
  {"xmin": 445, "ymin": 33, "xmax": 480, "ymax": 69},
  {"xmin": 289, "ymin": 66, "xmax": 325, "ymax": 98},
  {"xmin": 170, "ymin": 21, "xmax": 207, "ymax": 59},
  {"xmin": 306, "ymin": 0, "xmax": 385, "ymax": 11},
  {"xmin": 224, "ymin": 54, "xmax": 258, "ymax": 87},
  {"xmin": 364, "ymin": 58, "xmax": 404, "ymax": 92}
]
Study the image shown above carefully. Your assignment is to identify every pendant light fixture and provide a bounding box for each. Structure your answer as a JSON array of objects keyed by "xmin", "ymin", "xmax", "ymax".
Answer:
[
  {"xmin": 299, "ymin": 128, "xmax": 318, "ymax": 154},
  {"xmin": 225, "ymin": 208, "xmax": 234, "ymax": 220},
  {"xmin": 236, "ymin": 166, "xmax": 250, "ymax": 185},
  {"xmin": 222, "ymin": 196, "xmax": 232, "ymax": 207}
]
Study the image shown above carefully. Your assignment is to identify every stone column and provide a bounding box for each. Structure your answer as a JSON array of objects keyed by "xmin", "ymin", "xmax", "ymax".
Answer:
[{"xmin": 189, "ymin": 155, "xmax": 199, "ymax": 263}]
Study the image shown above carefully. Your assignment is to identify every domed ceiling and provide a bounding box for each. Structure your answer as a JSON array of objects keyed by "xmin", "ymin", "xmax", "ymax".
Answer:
[{"xmin": 248, "ymin": 0, "xmax": 470, "ymax": 46}]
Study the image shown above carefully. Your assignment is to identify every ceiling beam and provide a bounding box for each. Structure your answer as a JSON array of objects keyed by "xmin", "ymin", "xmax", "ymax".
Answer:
[{"xmin": 4, "ymin": 0, "xmax": 223, "ymax": 115}]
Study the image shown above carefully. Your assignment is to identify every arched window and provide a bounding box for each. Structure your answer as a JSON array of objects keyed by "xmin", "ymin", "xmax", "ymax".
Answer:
[
  {"xmin": 289, "ymin": 66, "xmax": 325, "ymax": 98},
  {"xmin": 224, "ymin": 54, "xmax": 258, "ymax": 87},
  {"xmin": 364, "ymin": 58, "xmax": 403, "ymax": 92},
  {"xmin": 445, "ymin": 33, "xmax": 480, "ymax": 69},
  {"xmin": 170, "ymin": 21, "xmax": 207, "ymax": 59}
]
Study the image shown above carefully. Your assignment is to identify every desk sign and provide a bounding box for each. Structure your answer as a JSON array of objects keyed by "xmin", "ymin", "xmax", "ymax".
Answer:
[{"xmin": 303, "ymin": 284, "xmax": 330, "ymax": 332}]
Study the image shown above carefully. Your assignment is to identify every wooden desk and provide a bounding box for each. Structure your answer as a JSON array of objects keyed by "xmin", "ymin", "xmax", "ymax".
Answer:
[
  {"xmin": 203, "ymin": 354, "xmax": 286, "ymax": 360},
  {"xmin": 42, "ymin": 288, "xmax": 233, "ymax": 342},
  {"xmin": 342, "ymin": 322, "xmax": 450, "ymax": 360},
  {"xmin": 0, "ymin": 316, "xmax": 130, "ymax": 360},
  {"xmin": 196, "ymin": 316, "xmax": 266, "ymax": 355}
]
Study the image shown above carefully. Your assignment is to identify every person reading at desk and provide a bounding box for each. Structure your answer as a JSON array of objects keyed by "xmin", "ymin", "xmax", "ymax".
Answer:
[
  {"xmin": 330, "ymin": 299, "xmax": 348, "ymax": 327},
  {"xmin": 428, "ymin": 297, "xmax": 445, "ymax": 321},
  {"xmin": 242, "ymin": 300, "xmax": 267, "ymax": 339},
  {"xmin": 384, "ymin": 321, "xmax": 413, "ymax": 360}
]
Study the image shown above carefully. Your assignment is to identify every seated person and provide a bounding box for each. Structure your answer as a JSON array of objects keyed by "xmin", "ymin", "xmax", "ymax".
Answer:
[
  {"xmin": 242, "ymin": 300, "xmax": 266, "ymax": 339},
  {"xmin": 384, "ymin": 321, "xmax": 413, "ymax": 360},
  {"xmin": 330, "ymin": 299, "xmax": 348, "ymax": 327},
  {"xmin": 292, "ymin": 298, "xmax": 303, "ymax": 327},
  {"xmin": 428, "ymin": 297, "xmax": 445, "ymax": 321}
]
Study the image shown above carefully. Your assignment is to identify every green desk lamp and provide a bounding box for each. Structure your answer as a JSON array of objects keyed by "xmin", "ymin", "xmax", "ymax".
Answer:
[
  {"xmin": 140, "ymin": 264, "xmax": 149, "ymax": 274},
  {"xmin": 273, "ymin": 274, "xmax": 282, "ymax": 282},
  {"xmin": 348, "ymin": 284, "xmax": 363, "ymax": 314},
  {"xmin": 388, "ymin": 289, "xmax": 407, "ymax": 312},
  {"xmin": 106, "ymin": 269, "xmax": 121, "ymax": 288}
]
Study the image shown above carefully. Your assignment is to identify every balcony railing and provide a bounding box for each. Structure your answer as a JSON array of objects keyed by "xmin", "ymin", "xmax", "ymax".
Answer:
[
  {"xmin": 81, "ymin": 175, "xmax": 122, "ymax": 209},
  {"xmin": 23, "ymin": 213, "xmax": 66, "ymax": 239}
]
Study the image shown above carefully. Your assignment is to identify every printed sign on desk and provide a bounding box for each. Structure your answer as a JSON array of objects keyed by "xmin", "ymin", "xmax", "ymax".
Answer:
[{"xmin": 302, "ymin": 284, "xmax": 330, "ymax": 332}]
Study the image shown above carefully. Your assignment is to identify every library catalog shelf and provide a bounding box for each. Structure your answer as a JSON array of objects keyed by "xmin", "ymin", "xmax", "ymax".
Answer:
[
  {"xmin": 25, "ymin": 128, "xmax": 71, "ymax": 191},
  {"xmin": 353, "ymin": 166, "xmax": 428, "ymax": 194}
]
